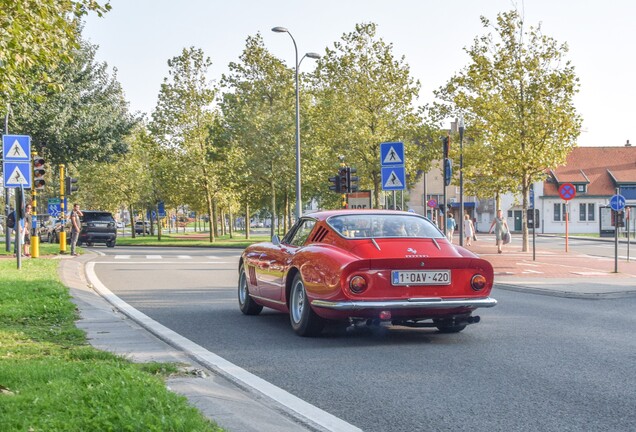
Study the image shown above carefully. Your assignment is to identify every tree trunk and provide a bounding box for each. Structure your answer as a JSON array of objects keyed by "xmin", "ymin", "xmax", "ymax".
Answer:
[
  {"xmin": 521, "ymin": 176, "xmax": 529, "ymax": 252},
  {"xmin": 229, "ymin": 206, "xmax": 233, "ymax": 239},
  {"xmin": 205, "ymin": 190, "xmax": 215, "ymax": 243},
  {"xmin": 373, "ymin": 172, "xmax": 381, "ymax": 209},
  {"xmin": 213, "ymin": 199, "xmax": 219, "ymax": 239},
  {"xmin": 156, "ymin": 203, "xmax": 162, "ymax": 241},
  {"xmin": 245, "ymin": 201, "xmax": 251, "ymax": 240},
  {"xmin": 130, "ymin": 204, "xmax": 136, "ymax": 239},
  {"xmin": 221, "ymin": 208, "xmax": 226, "ymax": 236},
  {"xmin": 284, "ymin": 191, "xmax": 289, "ymax": 234},
  {"xmin": 270, "ymin": 178, "xmax": 276, "ymax": 238}
]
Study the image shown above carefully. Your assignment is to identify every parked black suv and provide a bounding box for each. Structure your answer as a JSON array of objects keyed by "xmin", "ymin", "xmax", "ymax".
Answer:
[{"xmin": 66, "ymin": 210, "xmax": 117, "ymax": 247}]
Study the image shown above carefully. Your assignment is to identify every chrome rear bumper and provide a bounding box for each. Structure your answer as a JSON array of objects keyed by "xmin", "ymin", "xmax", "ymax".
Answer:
[{"xmin": 311, "ymin": 297, "xmax": 497, "ymax": 311}]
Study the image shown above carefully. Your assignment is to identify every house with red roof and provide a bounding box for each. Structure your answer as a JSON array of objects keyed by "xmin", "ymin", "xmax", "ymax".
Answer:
[{"xmin": 534, "ymin": 145, "xmax": 636, "ymax": 234}]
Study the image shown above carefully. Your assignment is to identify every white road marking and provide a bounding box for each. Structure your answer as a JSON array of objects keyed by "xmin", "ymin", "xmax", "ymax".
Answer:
[
  {"xmin": 570, "ymin": 271, "xmax": 610, "ymax": 276},
  {"xmin": 114, "ymin": 255, "xmax": 131, "ymax": 259},
  {"xmin": 96, "ymin": 261, "xmax": 231, "ymax": 265},
  {"xmin": 146, "ymin": 255, "xmax": 162, "ymax": 259},
  {"xmin": 177, "ymin": 255, "xmax": 191, "ymax": 259}
]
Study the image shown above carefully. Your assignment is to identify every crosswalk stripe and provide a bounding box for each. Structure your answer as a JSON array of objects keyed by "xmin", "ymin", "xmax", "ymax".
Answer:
[
  {"xmin": 114, "ymin": 255, "xmax": 131, "ymax": 259},
  {"xmin": 146, "ymin": 255, "xmax": 162, "ymax": 259}
]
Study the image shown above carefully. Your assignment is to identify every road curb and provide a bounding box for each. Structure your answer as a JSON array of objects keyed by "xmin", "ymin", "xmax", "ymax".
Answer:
[{"xmin": 495, "ymin": 283, "xmax": 636, "ymax": 299}]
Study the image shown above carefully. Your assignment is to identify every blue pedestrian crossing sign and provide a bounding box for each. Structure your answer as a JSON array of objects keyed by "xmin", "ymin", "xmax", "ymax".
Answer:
[
  {"xmin": 609, "ymin": 194, "xmax": 626, "ymax": 211},
  {"xmin": 3, "ymin": 161, "xmax": 31, "ymax": 188},
  {"xmin": 380, "ymin": 142, "xmax": 404, "ymax": 166},
  {"xmin": 381, "ymin": 166, "xmax": 406, "ymax": 191},
  {"xmin": 2, "ymin": 135, "xmax": 31, "ymax": 161}
]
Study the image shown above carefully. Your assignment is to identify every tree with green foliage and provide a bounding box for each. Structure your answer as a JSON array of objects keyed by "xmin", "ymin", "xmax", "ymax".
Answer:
[
  {"xmin": 308, "ymin": 23, "xmax": 425, "ymax": 209},
  {"xmin": 433, "ymin": 10, "xmax": 581, "ymax": 251},
  {"xmin": 0, "ymin": 0, "xmax": 110, "ymax": 106},
  {"xmin": 78, "ymin": 126, "xmax": 151, "ymax": 231},
  {"xmin": 11, "ymin": 37, "xmax": 136, "ymax": 166},
  {"xmin": 220, "ymin": 34, "xmax": 296, "ymax": 236},
  {"xmin": 151, "ymin": 47, "xmax": 218, "ymax": 242}
]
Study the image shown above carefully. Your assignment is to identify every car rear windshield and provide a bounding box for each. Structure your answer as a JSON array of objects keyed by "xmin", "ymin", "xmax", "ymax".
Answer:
[
  {"xmin": 326, "ymin": 214, "xmax": 444, "ymax": 239},
  {"xmin": 82, "ymin": 213, "xmax": 114, "ymax": 222}
]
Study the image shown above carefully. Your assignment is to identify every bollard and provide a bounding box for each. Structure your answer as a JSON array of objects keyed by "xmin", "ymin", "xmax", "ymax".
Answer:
[
  {"xmin": 31, "ymin": 235, "xmax": 39, "ymax": 258},
  {"xmin": 59, "ymin": 231, "xmax": 67, "ymax": 253}
]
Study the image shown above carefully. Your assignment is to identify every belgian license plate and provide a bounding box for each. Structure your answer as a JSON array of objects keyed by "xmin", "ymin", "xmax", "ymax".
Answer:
[{"xmin": 391, "ymin": 270, "xmax": 451, "ymax": 286}]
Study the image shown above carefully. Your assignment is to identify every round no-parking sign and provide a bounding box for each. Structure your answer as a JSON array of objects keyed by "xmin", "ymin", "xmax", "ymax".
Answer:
[{"xmin": 558, "ymin": 183, "xmax": 576, "ymax": 201}]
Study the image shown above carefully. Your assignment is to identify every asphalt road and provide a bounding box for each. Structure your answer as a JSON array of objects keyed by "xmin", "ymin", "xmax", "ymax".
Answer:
[{"xmin": 91, "ymin": 245, "xmax": 636, "ymax": 432}]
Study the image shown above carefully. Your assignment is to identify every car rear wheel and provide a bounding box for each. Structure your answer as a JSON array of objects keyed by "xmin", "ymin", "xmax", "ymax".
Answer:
[
  {"xmin": 289, "ymin": 273, "xmax": 325, "ymax": 337},
  {"xmin": 238, "ymin": 265, "xmax": 262, "ymax": 315},
  {"xmin": 106, "ymin": 240, "xmax": 115, "ymax": 248}
]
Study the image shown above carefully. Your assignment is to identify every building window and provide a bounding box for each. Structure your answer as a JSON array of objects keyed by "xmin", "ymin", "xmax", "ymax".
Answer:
[
  {"xmin": 554, "ymin": 203, "xmax": 567, "ymax": 222},
  {"xmin": 579, "ymin": 203, "xmax": 595, "ymax": 222},
  {"xmin": 576, "ymin": 184, "xmax": 586, "ymax": 193}
]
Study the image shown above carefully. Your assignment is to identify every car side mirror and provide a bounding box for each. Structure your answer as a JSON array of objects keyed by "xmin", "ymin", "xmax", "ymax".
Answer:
[{"xmin": 272, "ymin": 235, "xmax": 280, "ymax": 246}]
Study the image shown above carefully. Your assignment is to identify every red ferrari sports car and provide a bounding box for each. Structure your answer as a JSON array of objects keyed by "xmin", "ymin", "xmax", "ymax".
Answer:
[{"xmin": 238, "ymin": 210, "xmax": 497, "ymax": 336}]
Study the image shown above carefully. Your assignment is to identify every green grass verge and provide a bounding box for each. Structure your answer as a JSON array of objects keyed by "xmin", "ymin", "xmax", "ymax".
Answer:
[{"xmin": 0, "ymin": 258, "xmax": 222, "ymax": 431}]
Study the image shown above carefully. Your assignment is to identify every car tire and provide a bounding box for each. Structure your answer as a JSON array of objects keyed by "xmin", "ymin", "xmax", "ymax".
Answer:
[
  {"xmin": 106, "ymin": 241, "xmax": 115, "ymax": 248},
  {"xmin": 238, "ymin": 265, "xmax": 262, "ymax": 315},
  {"xmin": 86, "ymin": 242, "xmax": 93, "ymax": 247},
  {"xmin": 289, "ymin": 273, "xmax": 325, "ymax": 337}
]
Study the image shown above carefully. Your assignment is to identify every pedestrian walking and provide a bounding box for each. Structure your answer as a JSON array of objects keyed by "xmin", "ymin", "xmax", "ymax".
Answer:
[
  {"xmin": 22, "ymin": 204, "xmax": 32, "ymax": 257},
  {"xmin": 446, "ymin": 213, "xmax": 456, "ymax": 243},
  {"xmin": 463, "ymin": 214, "xmax": 474, "ymax": 246},
  {"xmin": 488, "ymin": 209, "xmax": 510, "ymax": 254},
  {"xmin": 70, "ymin": 203, "xmax": 83, "ymax": 256}
]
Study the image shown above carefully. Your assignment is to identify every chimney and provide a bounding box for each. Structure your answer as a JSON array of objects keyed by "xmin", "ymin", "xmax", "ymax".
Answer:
[{"xmin": 626, "ymin": 139, "xmax": 632, "ymax": 147}]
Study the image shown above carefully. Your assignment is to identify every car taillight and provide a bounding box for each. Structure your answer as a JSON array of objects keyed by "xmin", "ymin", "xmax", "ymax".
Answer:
[
  {"xmin": 471, "ymin": 274, "xmax": 487, "ymax": 291},
  {"xmin": 349, "ymin": 276, "xmax": 368, "ymax": 294}
]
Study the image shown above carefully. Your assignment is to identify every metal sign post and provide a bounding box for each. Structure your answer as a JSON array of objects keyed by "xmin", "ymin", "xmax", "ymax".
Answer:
[
  {"xmin": 531, "ymin": 185, "xmax": 536, "ymax": 261},
  {"xmin": 558, "ymin": 183, "xmax": 576, "ymax": 252},
  {"xmin": 609, "ymin": 192, "xmax": 627, "ymax": 273}
]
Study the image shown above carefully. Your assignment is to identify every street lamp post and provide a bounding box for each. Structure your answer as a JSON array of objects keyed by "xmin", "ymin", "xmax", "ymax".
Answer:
[
  {"xmin": 272, "ymin": 26, "xmax": 320, "ymax": 220},
  {"xmin": 459, "ymin": 115, "xmax": 465, "ymax": 246}
]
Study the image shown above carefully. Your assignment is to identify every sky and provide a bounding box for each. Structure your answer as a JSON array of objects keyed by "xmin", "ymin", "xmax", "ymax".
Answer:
[{"xmin": 82, "ymin": 0, "xmax": 636, "ymax": 148}]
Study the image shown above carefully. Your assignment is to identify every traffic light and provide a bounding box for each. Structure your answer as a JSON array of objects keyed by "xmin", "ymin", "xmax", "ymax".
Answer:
[
  {"xmin": 339, "ymin": 167, "xmax": 348, "ymax": 193},
  {"xmin": 328, "ymin": 173, "xmax": 341, "ymax": 192},
  {"xmin": 33, "ymin": 156, "xmax": 46, "ymax": 190},
  {"xmin": 65, "ymin": 176, "xmax": 78, "ymax": 195},
  {"xmin": 346, "ymin": 167, "xmax": 359, "ymax": 192}
]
